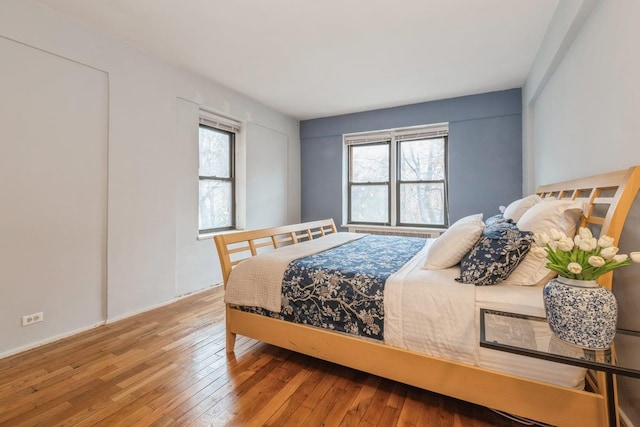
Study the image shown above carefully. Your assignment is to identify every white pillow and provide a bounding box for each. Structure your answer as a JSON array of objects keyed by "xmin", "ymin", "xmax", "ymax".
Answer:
[
  {"xmin": 502, "ymin": 200, "xmax": 585, "ymax": 286},
  {"xmin": 502, "ymin": 195, "xmax": 541, "ymax": 222},
  {"xmin": 516, "ymin": 199, "xmax": 585, "ymax": 236},
  {"xmin": 422, "ymin": 214, "xmax": 484, "ymax": 270}
]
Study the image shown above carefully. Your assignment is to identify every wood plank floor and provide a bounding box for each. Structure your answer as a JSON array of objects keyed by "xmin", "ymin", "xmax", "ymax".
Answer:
[{"xmin": 0, "ymin": 286, "xmax": 521, "ymax": 426}]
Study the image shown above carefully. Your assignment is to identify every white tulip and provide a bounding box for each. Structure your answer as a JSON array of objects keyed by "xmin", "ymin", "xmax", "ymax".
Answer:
[
  {"xmin": 535, "ymin": 232, "xmax": 550, "ymax": 246},
  {"xmin": 579, "ymin": 227, "xmax": 593, "ymax": 240},
  {"xmin": 631, "ymin": 252, "xmax": 640, "ymax": 263},
  {"xmin": 550, "ymin": 228, "xmax": 565, "ymax": 241},
  {"xmin": 531, "ymin": 246, "xmax": 548, "ymax": 258},
  {"xmin": 601, "ymin": 246, "xmax": 619, "ymax": 260},
  {"xmin": 597, "ymin": 235, "xmax": 614, "ymax": 249},
  {"xmin": 568, "ymin": 262, "xmax": 583, "ymax": 274},
  {"xmin": 579, "ymin": 237, "xmax": 597, "ymax": 252},
  {"xmin": 557, "ymin": 237, "xmax": 575, "ymax": 252},
  {"xmin": 613, "ymin": 254, "xmax": 629, "ymax": 263},
  {"xmin": 588, "ymin": 256, "xmax": 605, "ymax": 268}
]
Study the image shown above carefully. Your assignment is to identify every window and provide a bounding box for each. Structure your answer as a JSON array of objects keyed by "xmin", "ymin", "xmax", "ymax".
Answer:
[
  {"xmin": 198, "ymin": 111, "xmax": 240, "ymax": 234},
  {"xmin": 397, "ymin": 136, "xmax": 447, "ymax": 226},
  {"xmin": 349, "ymin": 143, "xmax": 390, "ymax": 223},
  {"xmin": 345, "ymin": 124, "xmax": 448, "ymax": 227}
]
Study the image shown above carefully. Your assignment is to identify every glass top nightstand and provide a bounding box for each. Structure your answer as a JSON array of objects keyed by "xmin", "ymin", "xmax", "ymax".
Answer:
[{"xmin": 479, "ymin": 308, "xmax": 640, "ymax": 427}]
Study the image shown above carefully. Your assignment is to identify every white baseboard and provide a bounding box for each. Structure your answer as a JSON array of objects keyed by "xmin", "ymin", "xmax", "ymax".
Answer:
[
  {"xmin": 105, "ymin": 283, "xmax": 222, "ymax": 324},
  {"xmin": 0, "ymin": 283, "xmax": 223, "ymax": 360},
  {"xmin": 0, "ymin": 320, "xmax": 106, "ymax": 360}
]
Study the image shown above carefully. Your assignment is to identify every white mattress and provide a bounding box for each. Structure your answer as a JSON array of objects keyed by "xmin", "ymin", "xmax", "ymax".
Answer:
[{"xmin": 384, "ymin": 240, "xmax": 586, "ymax": 389}]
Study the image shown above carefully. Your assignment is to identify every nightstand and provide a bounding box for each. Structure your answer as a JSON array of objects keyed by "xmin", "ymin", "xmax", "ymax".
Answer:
[{"xmin": 479, "ymin": 308, "xmax": 640, "ymax": 427}]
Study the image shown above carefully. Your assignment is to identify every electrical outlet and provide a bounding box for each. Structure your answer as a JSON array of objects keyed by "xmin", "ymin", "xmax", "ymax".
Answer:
[{"xmin": 22, "ymin": 312, "xmax": 44, "ymax": 326}]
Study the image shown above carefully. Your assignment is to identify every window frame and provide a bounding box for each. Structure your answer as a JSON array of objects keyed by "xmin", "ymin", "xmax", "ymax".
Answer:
[
  {"xmin": 198, "ymin": 123, "xmax": 236, "ymax": 234},
  {"xmin": 347, "ymin": 141, "xmax": 392, "ymax": 225},
  {"xmin": 395, "ymin": 135, "xmax": 449, "ymax": 228},
  {"xmin": 344, "ymin": 124, "xmax": 449, "ymax": 228}
]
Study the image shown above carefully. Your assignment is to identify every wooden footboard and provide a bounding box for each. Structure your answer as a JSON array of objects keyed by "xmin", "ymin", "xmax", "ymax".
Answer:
[
  {"xmin": 228, "ymin": 308, "xmax": 605, "ymax": 427},
  {"xmin": 214, "ymin": 219, "xmax": 337, "ymax": 352},
  {"xmin": 213, "ymin": 166, "xmax": 640, "ymax": 427},
  {"xmin": 214, "ymin": 219, "xmax": 337, "ymax": 284}
]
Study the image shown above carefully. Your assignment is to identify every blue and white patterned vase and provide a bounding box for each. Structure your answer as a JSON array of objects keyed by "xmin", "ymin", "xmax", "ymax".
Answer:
[{"xmin": 543, "ymin": 276, "xmax": 618, "ymax": 350}]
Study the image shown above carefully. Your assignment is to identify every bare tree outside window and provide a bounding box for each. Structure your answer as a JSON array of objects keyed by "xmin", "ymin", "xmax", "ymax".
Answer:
[
  {"xmin": 199, "ymin": 125, "xmax": 235, "ymax": 232},
  {"xmin": 398, "ymin": 138, "xmax": 446, "ymax": 226},
  {"xmin": 346, "ymin": 127, "xmax": 448, "ymax": 228},
  {"xmin": 349, "ymin": 143, "xmax": 390, "ymax": 224}
]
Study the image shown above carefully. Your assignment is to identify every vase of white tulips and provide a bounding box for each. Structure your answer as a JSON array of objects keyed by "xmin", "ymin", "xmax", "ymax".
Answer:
[{"xmin": 534, "ymin": 227, "xmax": 640, "ymax": 349}]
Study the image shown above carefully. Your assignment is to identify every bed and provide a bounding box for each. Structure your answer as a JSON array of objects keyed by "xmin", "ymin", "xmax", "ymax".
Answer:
[{"xmin": 214, "ymin": 166, "xmax": 640, "ymax": 427}]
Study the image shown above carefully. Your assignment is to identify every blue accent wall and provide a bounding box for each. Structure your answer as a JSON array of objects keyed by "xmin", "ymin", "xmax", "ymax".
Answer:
[{"xmin": 300, "ymin": 89, "xmax": 523, "ymax": 227}]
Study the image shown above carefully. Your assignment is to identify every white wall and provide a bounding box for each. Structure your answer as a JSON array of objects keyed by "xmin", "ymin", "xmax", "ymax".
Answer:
[
  {"xmin": 524, "ymin": 1, "xmax": 640, "ymax": 424},
  {"xmin": 0, "ymin": 36, "xmax": 108, "ymax": 354},
  {"xmin": 0, "ymin": 0, "xmax": 300, "ymax": 356},
  {"xmin": 246, "ymin": 123, "xmax": 290, "ymax": 229},
  {"xmin": 522, "ymin": 0, "xmax": 598, "ymax": 194},
  {"xmin": 523, "ymin": 0, "xmax": 640, "ymax": 190}
]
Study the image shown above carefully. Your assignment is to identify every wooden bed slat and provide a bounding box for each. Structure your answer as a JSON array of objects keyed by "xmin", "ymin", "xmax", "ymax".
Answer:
[
  {"xmin": 227, "ymin": 245, "xmax": 251, "ymax": 255},
  {"xmin": 586, "ymin": 217, "xmax": 606, "ymax": 226},
  {"xmin": 252, "ymin": 241, "xmax": 273, "ymax": 249},
  {"xmin": 573, "ymin": 197, "xmax": 592, "ymax": 203},
  {"xmin": 593, "ymin": 197, "xmax": 615, "ymax": 205}
]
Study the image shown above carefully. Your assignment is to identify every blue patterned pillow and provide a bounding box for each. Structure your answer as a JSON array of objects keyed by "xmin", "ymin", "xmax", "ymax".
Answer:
[
  {"xmin": 484, "ymin": 214, "xmax": 510, "ymax": 227},
  {"xmin": 456, "ymin": 222, "xmax": 533, "ymax": 286}
]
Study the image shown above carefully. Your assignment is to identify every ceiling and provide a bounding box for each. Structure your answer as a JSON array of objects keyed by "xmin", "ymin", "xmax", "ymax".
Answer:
[{"xmin": 36, "ymin": 0, "xmax": 559, "ymax": 120}]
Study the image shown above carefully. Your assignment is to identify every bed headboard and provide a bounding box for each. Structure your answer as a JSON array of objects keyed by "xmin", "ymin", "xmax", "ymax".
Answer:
[{"xmin": 535, "ymin": 165, "xmax": 640, "ymax": 288}]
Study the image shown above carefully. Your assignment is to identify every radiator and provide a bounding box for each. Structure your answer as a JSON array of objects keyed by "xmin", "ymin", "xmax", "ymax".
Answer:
[{"xmin": 347, "ymin": 225, "xmax": 443, "ymax": 239}]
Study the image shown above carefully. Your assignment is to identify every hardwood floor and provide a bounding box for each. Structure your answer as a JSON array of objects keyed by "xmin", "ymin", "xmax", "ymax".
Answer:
[{"xmin": 0, "ymin": 286, "xmax": 521, "ymax": 426}]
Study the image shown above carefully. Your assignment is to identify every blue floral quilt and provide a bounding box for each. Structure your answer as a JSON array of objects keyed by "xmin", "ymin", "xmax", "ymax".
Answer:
[{"xmin": 240, "ymin": 234, "xmax": 426, "ymax": 341}]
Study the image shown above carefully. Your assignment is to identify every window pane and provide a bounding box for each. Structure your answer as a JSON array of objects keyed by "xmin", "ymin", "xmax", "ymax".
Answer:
[
  {"xmin": 199, "ymin": 126, "xmax": 231, "ymax": 177},
  {"xmin": 399, "ymin": 183, "xmax": 445, "ymax": 225},
  {"xmin": 400, "ymin": 138, "xmax": 445, "ymax": 181},
  {"xmin": 351, "ymin": 185, "xmax": 388, "ymax": 223},
  {"xmin": 199, "ymin": 180, "xmax": 233, "ymax": 230},
  {"xmin": 351, "ymin": 144, "xmax": 389, "ymax": 183}
]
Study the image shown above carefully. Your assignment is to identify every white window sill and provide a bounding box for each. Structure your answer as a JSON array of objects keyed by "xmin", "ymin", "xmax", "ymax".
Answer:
[{"xmin": 197, "ymin": 228, "xmax": 243, "ymax": 241}]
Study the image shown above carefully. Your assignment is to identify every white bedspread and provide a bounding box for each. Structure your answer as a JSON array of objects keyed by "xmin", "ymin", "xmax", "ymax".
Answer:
[
  {"xmin": 224, "ymin": 232, "xmax": 364, "ymax": 312},
  {"xmin": 384, "ymin": 240, "xmax": 478, "ymax": 364}
]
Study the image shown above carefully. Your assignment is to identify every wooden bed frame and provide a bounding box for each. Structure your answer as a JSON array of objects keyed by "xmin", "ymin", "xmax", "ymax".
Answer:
[{"xmin": 214, "ymin": 166, "xmax": 640, "ymax": 427}]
